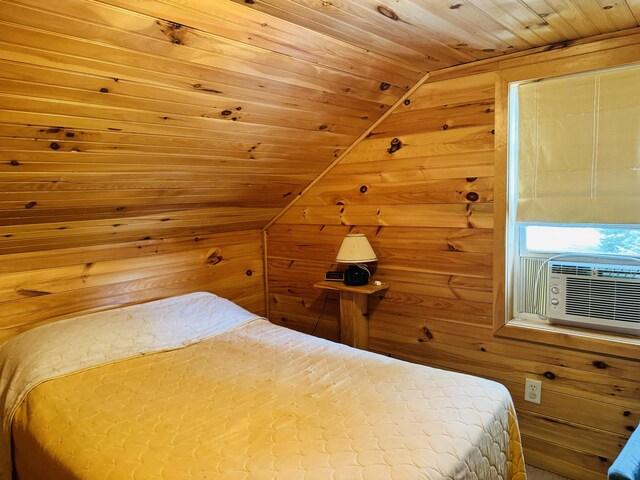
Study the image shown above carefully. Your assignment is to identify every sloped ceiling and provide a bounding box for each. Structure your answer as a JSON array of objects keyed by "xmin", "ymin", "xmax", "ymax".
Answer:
[{"xmin": 1, "ymin": 0, "xmax": 639, "ymax": 252}]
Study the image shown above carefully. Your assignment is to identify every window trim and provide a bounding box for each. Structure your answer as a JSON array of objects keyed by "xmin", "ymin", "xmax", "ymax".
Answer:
[{"xmin": 492, "ymin": 43, "xmax": 640, "ymax": 360}]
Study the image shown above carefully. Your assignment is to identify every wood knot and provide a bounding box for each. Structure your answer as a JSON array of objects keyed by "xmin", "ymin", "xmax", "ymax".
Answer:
[
  {"xmin": 466, "ymin": 177, "xmax": 478, "ymax": 182},
  {"xmin": 388, "ymin": 137, "xmax": 402, "ymax": 153},
  {"xmin": 17, "ymin": 289, "xmax": 50, "ymax": 297},
  {"xmin": 466, "ymin": 192, "xmax": 479, "ymax": 202},
  {"xmin": 50, "ymin": 142, "xmax": 60, "ymax": 150},
  {"xmin": 480, "ymin": 346, "xmax": 486, "ymax": 352},
  {"xmin": 442, "ymin": 124, "xmax": 449, "ymax": 130},
  {"xmin": 246, "ymin": 269, "xmax": 253, "ymax": 276},
  {"xmin": 450, "ymin": 3, "xmax": 462, "ymax": 9},
  {"xmin": 404, "ymin": 99, "xmax": 411, "ymax": 105},
  {"xmin": 25, "ymin": 201, "xmax": 37, "ymax": 209},
  {"xmin": 221, "ymin": 110, "xmax": 232, "ymax": 116},
  {"xmin": 100, "ymin": 88, "xmax": 109, "ymax": 93},
  {"xmin": 318, "ymin": 124, "xmax": 328, "ymax": 130},
  {"xmin": 623, "ymin": 411, "xmax": 631, "ymax": 417},
  {"xmin": 377, "ymin": 5, "xmax": 399, "ymax": 20},
  {"xmin": 65, "ymin": 132, "xmax": 75, "ymax": 137},
  {"xmin": 422, "ymin": 327, "xmax": 433, "ymax": 339},
  {"xmin": 360, "ymin": 185, "xmax": 368, "ymax": 193},
  {"xmin": 627, "ymin": 425, "xmax": 636, "ymax": 432},
  {"xmin": 207, "ymin": 252, "xmax": 223, "ymax": 265},
  {"xmin": 9, "ymin": 160, "xmax": 20, "ymax": 166},
  {"xmin": 592, "ymin": 360, "xmax": 608, "ymax": 369},
  {"xmin": 380, "ymin": 82, "xmax": 391, "ymax": 90},
  {"xmin": 543, "ymin": 371, "xmax": 556, "ymax": 380}
]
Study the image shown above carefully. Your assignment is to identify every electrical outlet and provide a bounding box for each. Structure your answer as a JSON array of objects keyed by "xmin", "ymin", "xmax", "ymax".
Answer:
[{"xmin": 525, "ymin": 378, "xmax": 542, "ymax": 404}]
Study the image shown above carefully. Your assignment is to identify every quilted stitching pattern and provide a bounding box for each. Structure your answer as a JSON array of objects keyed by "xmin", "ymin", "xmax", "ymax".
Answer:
[
  {"xmin": 0, "ymin": 292, "xmax": 259, "ymax": 479},
  {"xmin": 13, "ymin": 319, "xmax": 526, "ymax": 480}
]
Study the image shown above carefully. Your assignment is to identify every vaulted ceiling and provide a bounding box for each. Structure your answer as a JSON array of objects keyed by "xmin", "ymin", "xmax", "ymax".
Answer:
[{"xmin": 1, "ymin": 0, "xmax": 639, "ymax": 252}]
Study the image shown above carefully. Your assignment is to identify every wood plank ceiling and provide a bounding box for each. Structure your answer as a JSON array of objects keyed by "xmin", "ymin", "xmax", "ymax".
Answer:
[{"xmin": 1, "ymin": 0, "xmax": 639, "ymax": 252}]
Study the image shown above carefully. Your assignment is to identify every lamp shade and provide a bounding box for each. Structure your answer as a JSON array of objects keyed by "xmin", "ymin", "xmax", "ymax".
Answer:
[{"xmin": 335, "ymin": 233, "xmax": 378, "ymax": 263}]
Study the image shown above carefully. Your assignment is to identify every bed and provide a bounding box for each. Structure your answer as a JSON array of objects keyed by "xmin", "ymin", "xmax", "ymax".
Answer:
[{"xmin": 0, "ymin": 292, "xmax": 526, "ymax": 480}]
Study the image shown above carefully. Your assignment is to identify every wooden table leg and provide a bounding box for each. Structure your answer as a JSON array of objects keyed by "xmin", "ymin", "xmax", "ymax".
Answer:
[{"xmin": 339, "ymin": 291, "xmax": 369, "ymax": 350}]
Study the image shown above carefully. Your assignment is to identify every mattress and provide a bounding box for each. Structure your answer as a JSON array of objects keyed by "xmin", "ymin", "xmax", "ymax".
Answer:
[{"xmin": 0, "ymin": 293, "xmax": 526, "ymax": 480}]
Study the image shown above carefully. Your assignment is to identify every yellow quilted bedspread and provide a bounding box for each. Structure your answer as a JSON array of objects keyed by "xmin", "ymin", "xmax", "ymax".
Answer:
[{"xmin": 13, "ymin": 319, "xmax": 526, "ymax": 480}]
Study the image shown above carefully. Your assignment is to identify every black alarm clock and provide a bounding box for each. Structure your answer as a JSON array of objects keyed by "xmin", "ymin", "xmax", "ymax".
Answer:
[{"xmin": 324, "ymin": 271, "xmax": 345, "ymax": 282}]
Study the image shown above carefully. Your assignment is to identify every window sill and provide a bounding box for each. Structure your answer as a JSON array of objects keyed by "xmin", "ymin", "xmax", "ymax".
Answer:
[{"xmin": 495, "ymin": 317, "xmax": 640, "ymax": 360}]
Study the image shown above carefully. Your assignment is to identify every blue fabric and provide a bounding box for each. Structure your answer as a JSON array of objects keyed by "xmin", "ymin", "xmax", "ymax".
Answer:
[{"xmin": 609, "ymin": 425, "xmax": 640, "ymax": 480}]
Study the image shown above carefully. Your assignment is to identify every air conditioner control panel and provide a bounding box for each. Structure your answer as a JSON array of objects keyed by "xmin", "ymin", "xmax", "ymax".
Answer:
[{"xmin": 546, "ymin": 277, "xmax": 565, "ymax": 316}]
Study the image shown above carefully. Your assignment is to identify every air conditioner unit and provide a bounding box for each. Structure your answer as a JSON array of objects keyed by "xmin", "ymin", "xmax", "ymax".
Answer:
[{"xmin": 547, "ymin": 260, "xmax": 640, "ymax": 336}]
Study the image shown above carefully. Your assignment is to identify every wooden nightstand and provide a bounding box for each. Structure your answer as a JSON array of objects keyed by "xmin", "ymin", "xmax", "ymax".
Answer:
[{"xmin": 314, "ymin": 281, "xmax": 389, "ymax": 350}]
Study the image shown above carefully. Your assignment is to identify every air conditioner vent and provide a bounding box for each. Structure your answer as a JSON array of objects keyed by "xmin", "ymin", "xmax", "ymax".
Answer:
[
  {"xmin": 550, "ymin": 264, "xmax": 593, "ymax": 276},
  {"xmin": 565, "ymin": 278, "xmax": 640, "ymax": 322},
  {"xmin": 595, "ymin": 266, "xmax": 640, "ymax": 280}
]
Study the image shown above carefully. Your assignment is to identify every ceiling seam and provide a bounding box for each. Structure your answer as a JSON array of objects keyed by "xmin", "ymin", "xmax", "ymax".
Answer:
[{"xmin": 262, "ymin": 69, "xmax": 433, "ymax": 231}]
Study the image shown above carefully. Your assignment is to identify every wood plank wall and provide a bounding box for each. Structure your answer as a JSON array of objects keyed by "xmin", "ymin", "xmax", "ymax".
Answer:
[
  {"xmin": 0, "ymin": 0, "xmax": 418, "ymax": 256},
  {"xmin": 4, "ymin": 0, "xmax": 638, "ymax": 256},
  {"xmin": 0, "ymin": 0, "xmax": 408, "ymax": 330},
  {"xmin": 0, "ymin": 230, "xmax": 265, "ymax": 341},
  {"xmin": 266, "ymin": 39, "xmax": 640, "ymax": 479}
]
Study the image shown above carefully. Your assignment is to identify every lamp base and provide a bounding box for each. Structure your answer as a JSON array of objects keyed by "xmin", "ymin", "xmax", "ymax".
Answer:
[{"xmin": 344, "ymin": 264, "xmax": 370, "ymax": 286}]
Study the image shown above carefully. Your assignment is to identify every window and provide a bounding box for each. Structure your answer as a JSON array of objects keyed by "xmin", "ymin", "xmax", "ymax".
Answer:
[
  {"xmin": 506, "ymin": 64, "xmax": 640, "ymax": 336},
  {"xmin": 522, "ymin": 225, "xmax": 640, "ymax": 256}
]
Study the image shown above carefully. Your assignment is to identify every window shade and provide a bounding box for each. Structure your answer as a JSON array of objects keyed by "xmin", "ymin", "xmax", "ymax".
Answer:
[{"xmin": 515, "ymin": 64, "xmax": 640, "ymax": 224}]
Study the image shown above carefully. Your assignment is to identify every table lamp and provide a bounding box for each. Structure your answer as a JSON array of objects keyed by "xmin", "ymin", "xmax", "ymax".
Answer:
[{"xmin": 335, "ymin": 233, "xmax": 378, "ymax": 286}]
